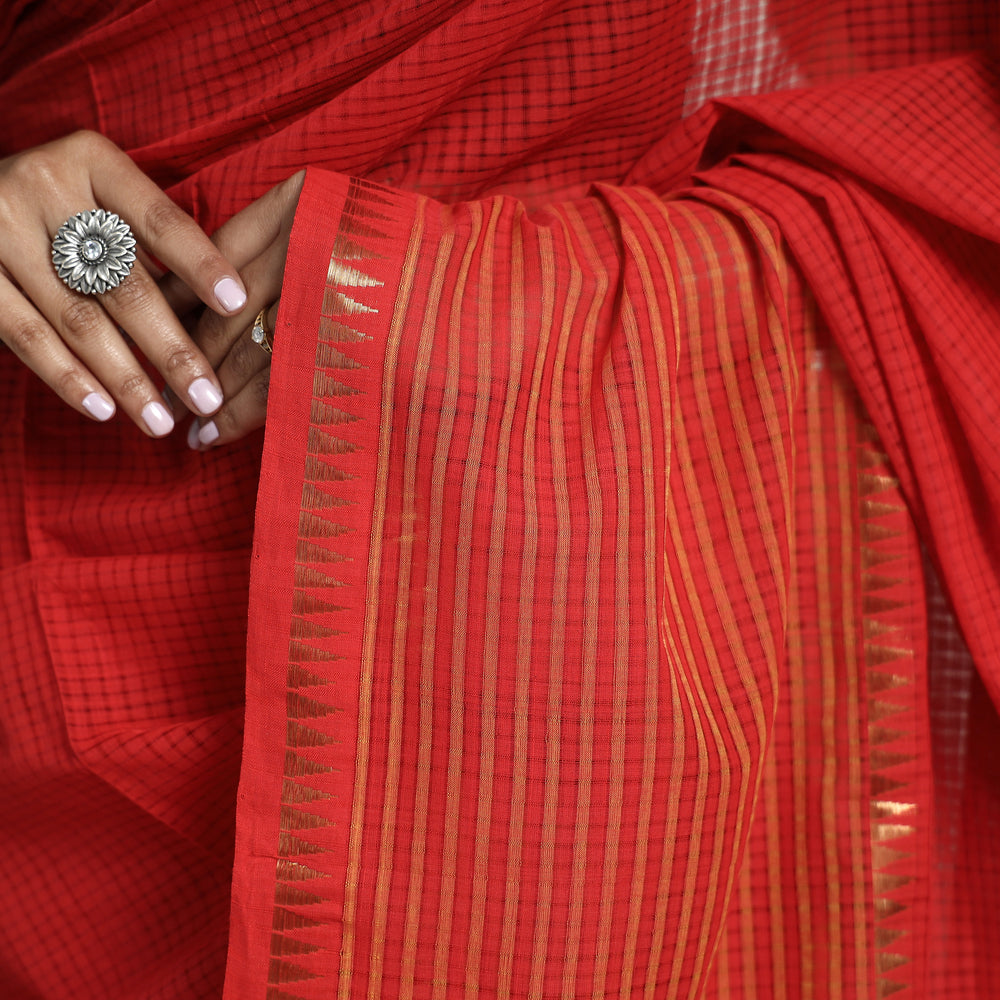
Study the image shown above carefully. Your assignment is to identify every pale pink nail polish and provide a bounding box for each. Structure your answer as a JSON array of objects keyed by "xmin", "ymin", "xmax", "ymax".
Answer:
[
  {"xmin": 186, "ymin": 420, "xmax": 201, "ymax": 450},
  {"xmin": 214, "ymin": 277, "xmax": 246, "ymax": 313},
  {"xmin": 81, "ymin": 392, "xmax": 115, "ymax": 422},
  {"xmin": 198, "ymin": 420, "xmax": 220, "ymax": 446},
  {"xmin": 142, "ymin": 400, "xmax": 175, "ymax": 437},
  {"xmin": 187, "ymin": 377, "xmax": 223, "ymax": 415}
]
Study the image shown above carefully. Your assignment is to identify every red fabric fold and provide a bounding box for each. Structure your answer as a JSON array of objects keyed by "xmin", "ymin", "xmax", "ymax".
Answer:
[{"xmin": 691, "ymin": 55, "xmax": 1000, "ymax": 694}]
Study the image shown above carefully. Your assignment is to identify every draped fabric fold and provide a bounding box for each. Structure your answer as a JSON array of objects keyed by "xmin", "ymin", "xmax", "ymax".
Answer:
[{"xmin": 1, "ymin": 2, "xmax": 999, "ymax": 998}]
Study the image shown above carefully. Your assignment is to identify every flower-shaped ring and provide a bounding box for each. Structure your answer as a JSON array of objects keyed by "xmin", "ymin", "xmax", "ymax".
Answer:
[{"xmin": 51, "ymin": 208, "xmax": 137, "ymax": 295}]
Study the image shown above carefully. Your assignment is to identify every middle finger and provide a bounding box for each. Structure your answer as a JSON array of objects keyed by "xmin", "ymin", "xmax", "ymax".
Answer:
[{"xmin": 99, "ymin": 257, "xmax": 225, "ymax": 418}]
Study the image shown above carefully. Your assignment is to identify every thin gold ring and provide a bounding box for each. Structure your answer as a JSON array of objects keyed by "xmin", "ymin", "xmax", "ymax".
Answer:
[{"xmin": 251, "ymin": 307, "xmax": 273, "ymax": 355}]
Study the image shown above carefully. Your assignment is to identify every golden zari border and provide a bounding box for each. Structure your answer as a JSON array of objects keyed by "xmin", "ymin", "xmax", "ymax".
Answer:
[
  {"xmin": 858, "ymin": 424, "xmax": 920, "ymax": 999},
  {"xmin": 266, "ymin": 179, "xmax": 396, "ymax": 999}
]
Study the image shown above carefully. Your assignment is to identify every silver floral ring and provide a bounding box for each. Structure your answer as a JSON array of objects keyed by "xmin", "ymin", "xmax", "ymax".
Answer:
[{"xmin": 51, "ymin": 208, "xmax": 137, "ymax": 295}]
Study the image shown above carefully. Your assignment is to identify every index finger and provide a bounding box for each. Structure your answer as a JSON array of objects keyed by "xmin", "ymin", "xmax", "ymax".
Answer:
[
  {"xmin": 84, "ymin": 134, "xmax": 247, "ymax": 317},
  {"xmin": 158, "ymin": 169, "xmax": 305, "ymax": 318}
]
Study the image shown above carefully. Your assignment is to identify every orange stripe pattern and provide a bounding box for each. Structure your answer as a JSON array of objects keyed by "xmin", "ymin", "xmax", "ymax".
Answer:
[{"xmin": 238, "ymin": 175, "xmax": 932, "ymax": 999}]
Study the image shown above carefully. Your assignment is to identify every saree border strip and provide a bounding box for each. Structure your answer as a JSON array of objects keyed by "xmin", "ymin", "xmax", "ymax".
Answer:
[
  {"xmin": 261, "ymin": 177, "xmax": 418, "ymax": 999},
  {"xmin": 857, "ymin": 422, "xmax": 922, "ymax": 999}
]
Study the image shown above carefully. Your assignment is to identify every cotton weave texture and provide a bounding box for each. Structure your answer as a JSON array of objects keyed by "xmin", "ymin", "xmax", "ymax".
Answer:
[{"xmin": 0, "ymin": 2, "xmax": 998, "ymax": 998}]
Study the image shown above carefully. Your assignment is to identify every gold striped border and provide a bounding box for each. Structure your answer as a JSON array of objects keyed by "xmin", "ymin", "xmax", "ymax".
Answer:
[
  {"xmin": 858, "ymin": 427, "xmax": 918, "ymax": 999},
  {"xmin": 264, "ymin": 179, "xmax": 403, "ymax": 998}
]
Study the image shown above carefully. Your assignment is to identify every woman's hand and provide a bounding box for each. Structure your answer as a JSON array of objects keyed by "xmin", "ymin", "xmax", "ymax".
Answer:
[
  {"xmin": 0, "ymin": 130, "xmax": 247, "ymax": 435},
  {"xmin": 161, "ymin": 170, "xmax": 305, "ymax": 450}
]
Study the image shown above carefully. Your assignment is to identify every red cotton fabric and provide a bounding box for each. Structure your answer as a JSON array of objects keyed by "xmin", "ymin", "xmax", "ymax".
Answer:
[{"xmin": 0, "ymin": 2, "xmax": 998, "ymax": 998}]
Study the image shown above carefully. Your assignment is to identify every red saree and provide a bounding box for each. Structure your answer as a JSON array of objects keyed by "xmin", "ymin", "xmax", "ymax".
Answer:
[{"xmin": 0, "ymin": 2, "xmax": 998, "ymax": 998}]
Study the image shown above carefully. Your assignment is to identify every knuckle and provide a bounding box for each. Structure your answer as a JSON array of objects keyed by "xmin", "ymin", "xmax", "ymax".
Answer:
[
  {"xmin": 54, "ymin": 365, "xmax": 87, "ymax": 399},
  {"xmin": 64, "ymin": 130, "xmax": 105, "ymax": 162},
  {"xmin": 60, "ymin": 297, "xmax": 104, "ymax": 341},
  {"xmin": 229, "ymin": 338, "xmax": 259, "ymax": 381},
  {"xmin": 142, "ymin": 199, "xmax": 188, "ymax": 242},
  {"xmin": 116, "ymin": 371, "xmax": 148, "ymax": 400},
  {"xmin": 161, "ymin": 344, "xmax": 200, "ymax": 376},
  {"xmin": 70, "ymin": 129, "xmax": 105, "ymax": 152},
  {"xmin": 196, "ymin": 309, "xmax": 232, "ymax": 350},
  {"xmin": 104, "ymin": 269, "xmax": 151, "ymax": 311},
  {"xmin": 194, "ymin": 247, "xmax": 226, "ymax": 278},
  {"xmin": 5, "ymin": 147, "xmax": 56, "ymax": 193},
  {"xmin": 212, "ymin": 407, "xmax": 234, "ymax": 434},
  {"xmin": 4, "ymin": 316, "xmax": 48, "ymax": 356},
  {"xmin": 252, "ymin": 369, "xmax": 271, "ymax": 408}
]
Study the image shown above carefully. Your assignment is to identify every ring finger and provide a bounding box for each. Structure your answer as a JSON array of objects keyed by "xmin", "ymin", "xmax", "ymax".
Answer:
[{"xmin": 190, "ymin": 301, "xmax": 278, "ymax": 449}]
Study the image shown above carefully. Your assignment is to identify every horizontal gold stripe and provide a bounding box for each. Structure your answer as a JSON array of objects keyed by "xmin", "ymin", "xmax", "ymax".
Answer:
[
  {"xmin": 329, "ymin": 234, "xmax": 383, "ymax": 261},
  {"xmin": 870, "ymin": 773, "xmax": 908, "ymax": 797},
  {"xmin": 870, "ymin": 844, "xmax": 911, "ymax": 870},
  {"xmin": 874, "ymin": 897, "xmax": 906, "ymax": 919},
  {"xmin": 876, "ymin": 951, "xmax": 912, "ymax": 972},
  {"xmin": 860, "ymin": 499, "xmax": 906, "ymax": 518},
  {"xmin": 874, "ymin": 927, "xmax": 906, "ymax": 950},
  {"xmin": 871, "ymin": 801, "xmax": 916, "ymax": 819},
  {"xmin": 859, "ymin": 473, "xmax": 900, "ymax": 495},
  {"xmin": 285, "ymin": 664, "xmax": 332, "ymax": 689},
  {"xmin": 307, "ymin": 426, "xmax": 359, "ymax": 454},
  {"xmin": 283, "ymin": 750, "xmax": 334, "ymax": 776},
  {"xmin": 289, "ymin": 616, "xmax": 340, "ymax": 640},
  {"xmin": 326, "ymin": 259, "xmax": 385, "ymax": 288},
  {"xmin": 867, "ymin": 670, "xmax": 912, "ymax": 693},
  {"xmin": 869, "ymin": 726, "xmax": 905, "ymax": 746},
  {"xmin": 273, "ymin": 884, "xmax": 326, "ymax": 908},
  {"xmin": 294, "ymin": 541, "xmax": 348, "ymax": 565},
  {"xmin": 286, "ymin": 721, "xmax": 335, "ymax": 748},
  {"xmin": 271, "ymin": 933, "xmax": 323, "ymax": 957},
  {"xmin": 310, "ymin": 402, "xmax": 360, "ymax": 425},
  {"xmin": 286, "ymin": 693, "xmax": 341, "ymax": 721},
  {"xmin": 871, "ymin": 822, "xmax": 916, "ymax": 843},
  {"xmin": 279, "ymin": 806, "xmax": 331, "ymax": 832},
  {"xmin": 861, "ymin": 522, "xmax": 904, "ymax": 543},
  {"xmin": 280, "ymin": 779, "xmax": 330, "ymax": 804},
  {"xmin": 317, "ymin": 316, "xmax": 369, "ymax": 342},
  {"xmin": 868, "ymin": 699, "xmax": 911, "ymax": 723},
  {"xmin": 873, "ymin": 872, "xmax": 912, "ymax": 894},
  {"xmin": 276, "ymin": 859, "xmax": 329, "ymax": 882},
  {"xmin": 287, "ymin": 640, "xmax": 343, "ymax": 663},
  {"xmin": 267, "ymin": 958, "xmax": 318, "ymax": 984},
  {"xmin": 878, "ymin": 978, "xmax": 908, "ymax": 996},
  {"xmin": 278, "ymin": 831, "xmax": 326, "ymax": 857},
  {"xmin": 291, "ymin": 592, "xmax": 345, "ymax": 615},
  {"xmin": 272, "ymin": 907, "xmax": 323, "ymax": 932}
]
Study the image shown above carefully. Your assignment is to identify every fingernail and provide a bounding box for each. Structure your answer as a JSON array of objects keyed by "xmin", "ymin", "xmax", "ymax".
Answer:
[
  {"xmin": 187, "ymin": 377, "xmax": 223, "ymax": 415},
  {"xmin": 214, "ymin": 277, "xmax": 246, "ymax": 313},
  {"xmin": 187, "ymin": 420, "xmax": 201, "ymax": 451},
  {"xmin": 198, "ymin": 419, "xmax": 220, "ymax": 446},
  {"xmin": 81, "ymin": 392, "xmax": 115, "ymax": 422},
  {"xmin": 142, "ymin": 400, "xmax": 175, "ymax": 437}
]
